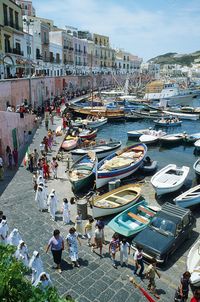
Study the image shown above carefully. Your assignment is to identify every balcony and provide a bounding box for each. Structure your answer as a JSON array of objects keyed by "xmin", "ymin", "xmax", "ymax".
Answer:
[
  {"xmin": 56, "ymin": 59, "xmax": 61, "ymax": 64},
  {"xmin": 75, "ymin": 62, "xmax": 82, "ymax": 66},
  {"xmin": 69, "ymin": 47, "xmax": 74, "ymax": 51},
  {"xmin": 64, "ymin": 60, "xmax": 74, "ymax": 65},
  {"xmin": 4, "ymin": 21, "xmax": 23, "ymax": 32},
  {"xmin": 43, "ymin": 56, "xmax": 50, "ymax": 62}
]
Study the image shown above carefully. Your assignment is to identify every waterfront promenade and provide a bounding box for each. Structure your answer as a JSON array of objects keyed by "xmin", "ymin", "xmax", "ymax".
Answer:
[{"xmin": 0, "ymin": 111, "xmax": 199, "ymax": 302}]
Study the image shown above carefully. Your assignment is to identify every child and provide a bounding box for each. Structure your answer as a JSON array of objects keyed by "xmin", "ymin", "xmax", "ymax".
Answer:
[
  {"xmin": 109, "ymin": 233, "xmax": 120, "ymax": 268},
  {"xmin": 75, "ymin": 211, "xmax": 84, "ymax": 239},
  {"xmin": 63, "ymin": 198, "xmax": 70, "ymax": 224},
  {"xmin": 84, "ymin": 218, "xmax": 94, "ymax": 246},
  {"xmin": 120, "ymin": 238, "xmax": 130, "ymax": 266},
  {"xmin": 92, "ymin": 224, "xmax": 104, "ymax": 257},
  {"xmin": 145, "ymin": 258, "xmax": 161, "ymax": 299}
]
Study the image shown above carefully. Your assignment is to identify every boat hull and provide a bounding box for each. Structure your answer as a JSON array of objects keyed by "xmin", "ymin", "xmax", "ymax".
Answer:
[
  {"xmin": 71, "ymin": 173, "xmax": 95, "ymax": 192},
  {"xmin": 154, "ymin": 121, "xmax": 182, "ymax": 127},
  {"xmin": 62, "ymin": 139, "xmax": 77, "ymax": 151},
  {"xmin": 187, "ymin": 239, "xmax": 200, "ymax": 287}
]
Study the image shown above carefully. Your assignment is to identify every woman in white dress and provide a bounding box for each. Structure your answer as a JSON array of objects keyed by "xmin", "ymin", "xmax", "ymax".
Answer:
[
  {"xmin": 15, "ymin": 240, "xmax": 29, "ymax": 267},
  {"xmin": 47, "ymin": 193, "xmax": 58, "ymax": 221},
  {"xmin": 33, "ymin": 272, "xmax": 52, "ymax": 291},
  {"xmin": 29, "ymin": 251, "xmax": 44, "ymax": 283},
  {"xmin": 63, "ymin": 198, "xmax": 70, "ymax": 224},
  {"xmin": 35, "ymin": 186, "xmax": 47, "ymax": 211},
  {"xmin": 66, "ymin": 227, "xmax": 81, "ymax": 268},
  {"xmin": 7, "ymin": 228, "xmax": 22, "ymax": 246}
]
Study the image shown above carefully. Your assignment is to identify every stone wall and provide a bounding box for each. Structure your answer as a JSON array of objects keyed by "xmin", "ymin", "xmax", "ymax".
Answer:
[{"xmin": 0, "ymin": 74, "xmax": 116, "ymax": 110}]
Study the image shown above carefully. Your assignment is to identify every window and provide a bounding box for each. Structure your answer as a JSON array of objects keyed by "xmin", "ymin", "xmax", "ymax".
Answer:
[
  {"xmin": 123, "ymin": 64, "xmax": 125, "ymax": 69},
  {"xmin": 3, "ymin": 4, "xmax": 8, "ymax": 25},
  {"xmin": 4, "ymin": 35, "xmax": 10, "ymax": 53},
  {"xmin": 27, "ymin": 45, "xmax": 31, "ymax": 56},
  {"xmin": 9, "ymin": 8, "xmax": 14, "ymax": 27},
  {"xmin": 15, "ymin": 12, "xmax": 19, "ymax": 30},
  {"xmin": 83, "ymin": 46, "xmax": 86, "ymax": 54}
]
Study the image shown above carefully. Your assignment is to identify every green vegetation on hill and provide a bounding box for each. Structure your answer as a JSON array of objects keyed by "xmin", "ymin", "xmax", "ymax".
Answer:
[{"xmin": 148, "ymin": 50, "xmax": 200, "ymax": 66}]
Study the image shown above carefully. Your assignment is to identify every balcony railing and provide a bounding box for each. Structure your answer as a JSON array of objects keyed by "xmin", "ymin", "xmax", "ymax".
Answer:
[
  {"xmin": 43, "ymin": 56, "xmax": 50, "ymax": 62},
  {"xmin": 36, "ymin": 54, "xmax": 43, "ymax": 60},
  {"xmin": 69, "ymin": 47, "xmax": 74, "ymax": 51}
]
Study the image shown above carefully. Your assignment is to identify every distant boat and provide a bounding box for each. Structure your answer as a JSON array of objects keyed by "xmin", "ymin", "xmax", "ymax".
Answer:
[
  {"xmin": 127, "ymin": 128, "xmax": 152, "ymax": 139},
  {"xmin": 79, "ymin": 129, "xmax": 97, "ymax": 141},
  {"xmin": 163, "ymin": 110, "xmax": 199, "ymax": 120},
  {"xmin": 159, "ymin": 133, "xmax": 185, "ymax": 146},
  {"xmin": 151, "ymin": 164, "xmax": 190, "ymax": 195},
  {"xmin": 92, "ymin": 184, "xmax": 141, "ymax": 218},
  {"xmin": 173, "ymin": 184, "xmax": 200, "ymax": 208},
  {"xmin": 183, "ymin": 132, "xmax": 200, "ymax": 145},
  {"xmin": 194, "ymin": 140, "xmax": 200, "ymax": 151},
  {"xmin": 72, "ymin": 117, "xmax": 108, "ymax": 129},
  {"xmin": 139, "ymin": 130, "xmax": 166, "ymax": 145},
  {"xmin": 61, "ymin": 136, "xmax": 78, "ymax": 151},
  {"xmin": 108, "ymin": 199, "xmax": 156, "ymax": 237},
  {"xmin": 96, "ymin": 143, "xmax": 147, "ymax": 189},
  {"xmin": 193, "ymin": 159, "xmax": 200, "ymax": 175},
  {"xmin": 68, "ymin": 152, "xmax": 97, "ymax": 192},
  {"xmin": 71, "ymin": 141, "xmax": 122, "ymax": 161},
  {"xmin": 154, "ymin": 119, "xmax": 182, "ymax": 127},
  {"xmin": 131, "ymin": 110, "xmax": 166, "ymax": 120},
  {"xmin": 187, "ymin": 239, "xmax": 200, "ymax": 287}
]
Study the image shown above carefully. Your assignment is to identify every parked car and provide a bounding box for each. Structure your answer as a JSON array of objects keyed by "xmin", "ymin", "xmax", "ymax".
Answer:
[{"xmin": 131, "ymin": 202, "xmax": 196, "ymax": 264}]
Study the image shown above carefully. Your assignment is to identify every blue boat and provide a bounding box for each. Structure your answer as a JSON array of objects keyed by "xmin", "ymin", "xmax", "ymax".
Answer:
[
  {"xmin": 96, "ymin": 143, "xmax": 147, "ymax": 188},
  {"xmin": 154, "ymin": 119, "xmax": 182, "ymax": 127},
  {"xmin": 108, "ymin": 200, "xmax": 156, "ymax": 237}
]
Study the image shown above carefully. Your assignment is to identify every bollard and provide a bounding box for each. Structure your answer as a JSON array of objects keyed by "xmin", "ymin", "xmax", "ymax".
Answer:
[{"xmin": 77, "ymin": 198, "xmax": 88, "ymax": 220}]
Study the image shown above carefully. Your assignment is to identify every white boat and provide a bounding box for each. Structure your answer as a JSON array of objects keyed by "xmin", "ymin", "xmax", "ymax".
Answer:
[
  {"xmin": 151, "ymin": 164, "xmax": 190, "ymax": 196},
  {"xmin": 187, "ymin": 239, "xmax": 200, "ymax": 287},
  {"xmin": 139, "ymin": 130, "xmax": 166, "ymax": 144},
  {"xmin": 174, "ymin": 184, "xmax": 200, "ymax": 208},
  {"xmin": 92, "ymin": 184, "xmax": 141, "ymax": 218},
  {"xmin": 194, "ymin": 140, "xmax": 200, "ymax": 150},
  {"xmin": 72, "ymin": 117, "xmax": 108, "ymax": 129},
  {"xmin": 163, "ymin": 110, "xmax": 199, "ymax": 120},
  {"xmin": 193, "ymin": 159, "xmax": 200, "ymax": 175},
  {"xmin": 71, "ymin": 141, "xmax": 122, "ymax": 161},
  {"xmin": 159, "ymin": 133, "xmax": 185, "ymax": 145},
  {"xmin": 127, "ymin": 128, "xmax": 152, "ymax": 139}
]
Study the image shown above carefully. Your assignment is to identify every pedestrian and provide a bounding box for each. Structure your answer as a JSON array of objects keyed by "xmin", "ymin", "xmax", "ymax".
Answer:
[
  {"xmin": 15, "ymin": 240, "xmax": 29, "ymax": 267},
  {"xmin": 66, "ymin": 227, "xmax": 81, "ymax": 268},
  {"xmin": 8, "ymin": 151, "xmax": 12, "ymax": 169},
  {"xmin": 47, "ymin": 192, "xmax": 58, "ymax": 221},
  {"xmin": 190, "ymin": 289, "xmax": 200, "ymax": 302},
  {"xmin": 45, "ymin": 118, "xmax": 49, "ymax": 130},
  {"xmin": 50, "ymin": 113, "xmax": 54, "ymax": 125},
  {"xmin": 35, "ymin": 186, "xmax": 47, "ymax": 211},
  {"xmin": 36, "ymin": 173, "xmax": 44, "ymax": 185},
  {"xmin": 92, "ymin": 224, "xmax": 104, "ymax": 257},
  {"xmin": 46, "ymin": 229, "xmax": 64, "ymax": 273},
  {"xmin": 43, "ymin": 160, "xmax": 50, "ymax": 179},
  {"xmin": 109, "ymin": 233, "xmax": 120, "ymax": 268},
  {"xmin": 75, "ymin": 210, "xmax": 84, "ymax": 238},
  {"xmin": 33, "ymin": 149, "xmax": 39, "ymax": 169},
  {"xmin": 63, "ymin": 198, "xmax": 70, "ymax": 224},
  {"xmin": 0, "ymin": 216, "xmax": 9, "ymax": 244},
  {"xmin": 39, "ymin": 141, "xmax": 45, "ymax": 156},
  {"xmin": 0, "ymin": 156, "xmax": 4, "ymax": 180},
  {"xmin": 7, "ymin": 228, "xmax": 22, "ymax": 246},
  {"xmin": 133, "ymin": 245, "xmax": 144, "ymax": 277},
  {"xmin": 29, "ymin": 251, "xmax": 44, "ymax": 284},
  {"xmin": 174, "ymin": 271, "xmax": 191, "ymax": 302},
  {"xmin": 12, "ymin": 148, "xmax": 18, "ymax": 167},
  {"xmin": 43, "ymin": 137, "xmax": 48, "ymax": 154},
  {"xmin": 145, "ymin": 258, "xmax": 161, "ymax": 299},
  {"xmin": 51, "ymin": 157, "xmax": 58, "ymax": 179},
  {"xmin": 120, "ymin": 238, "xmax": 130, "ymax": 266},
  {"xmin": 84, "ymin": 218, "xmax": 94, "ymax": 246},
  {"xmin": 33, "ymin": 272, "xmax": 52, "ymax": 290},
  {"xmin": 28, "ymin": 153, "xmax": 34, "ymax": 173}
]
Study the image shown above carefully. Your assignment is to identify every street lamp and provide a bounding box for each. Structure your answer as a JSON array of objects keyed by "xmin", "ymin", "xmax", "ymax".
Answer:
[{"xmin": 23, "ymin": 18, "xmax": 33, "ymax": 106}]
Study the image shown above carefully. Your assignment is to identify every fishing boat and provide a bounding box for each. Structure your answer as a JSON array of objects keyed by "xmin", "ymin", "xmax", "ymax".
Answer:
[
  {"xmin": 194, "ymin": 140, "xmax": 200, "ymax": 151},
  {"xmin": 187, "ymin": 239, "xmax": 200, "ymax": 287},
  {"xmin": 68, "ymin": 151, "xmax": 97, "ymax": 192},
  {"xmin": 159, "ymin": 133, "xmax": 185, "ymax": 146},
  {"xmin": 71, "ymin": 106, "xmax": 125, "ymax": 121},
  {"xmin": 79, "ymin": 129, "xmax": 97, "ymax": 141},
  {"xmin": 163, "ymin": 110, "xmax": 199, "ymax": 120},
  {"xmin": 193, "ymin": 159, "xmax": 200, "ymax": 175},
  {"xmin": 131, "ymin": 110, "xmax": 166, "ymax": 120},
  {"xmin": 108, "ymin": 199, "xmax": 156, "ymax": 237},
  {"xmin": 151, "ymin": 164, "xmax": 190, "ymax": 196},
  {"xmin": 127, "ymin": 129, "xmax": 152, "ymax": 139},
  {"xmin": 96, "ymin": 143, "xmax": 147, "ymax": 189},
  {"xmin": 72, "ymin": 117, "xmax": 108, "ymax": 129},
  {"xmin": 139, "ymin": 130, "xmax": 166, "ymax": 145},
  {"xmin": 71, "ymin": 141, "xmax": 122, "ymax": 161},
  {"xmin": 154, "ymin": 118, "xmax": 182, "ymax": 127},
  {"xmin": 173, "ymin": 184, "xmax": 200, "ymax": 208},
  {"xmin": 92, "ymin": 184, "xmax": 141, "ymax": 218},
  {"xmin": 61, "ymin": 136, "xmax": 78, "ymax": 151}
]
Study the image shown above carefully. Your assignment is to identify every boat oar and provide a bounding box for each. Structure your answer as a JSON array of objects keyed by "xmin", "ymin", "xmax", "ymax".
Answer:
[{"xmin": 129, "ymin": 277, "xmax": 156, "ymax": 302}]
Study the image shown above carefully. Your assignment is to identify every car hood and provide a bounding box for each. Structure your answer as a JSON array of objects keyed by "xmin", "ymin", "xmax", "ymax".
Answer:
[{"xmin": 133, "ymin": 227, "xmax": 174, "ymax": 255}]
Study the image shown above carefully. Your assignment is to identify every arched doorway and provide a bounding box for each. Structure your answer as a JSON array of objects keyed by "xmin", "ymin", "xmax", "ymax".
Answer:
[{"xmin": 3, "ymin": 55, "xmax": 14, "ymax": 78}]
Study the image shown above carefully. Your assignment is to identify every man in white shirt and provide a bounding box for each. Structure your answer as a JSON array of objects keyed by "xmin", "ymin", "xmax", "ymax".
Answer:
[{"xmin": 133, "ymin": 245, "xmax": 144, "ymax": 277}]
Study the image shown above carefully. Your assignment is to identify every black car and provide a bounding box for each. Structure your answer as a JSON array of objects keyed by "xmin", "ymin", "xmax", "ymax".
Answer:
[{"xmin": 131, "ymin": 202, "xmax": 196, "ymax": 264}]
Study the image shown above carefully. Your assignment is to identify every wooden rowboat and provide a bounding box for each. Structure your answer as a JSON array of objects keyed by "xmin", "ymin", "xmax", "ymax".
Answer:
[
  {"xmin": 92, "ymin": 184, "xmax": 141, "ymax": 218},
  {"xmin": 108, "ymin": 199, "xmax": 156, "ymax": 237},
  {"xmin": 174, "ymin": 184, "xmax": 200, "ymax": 208}
]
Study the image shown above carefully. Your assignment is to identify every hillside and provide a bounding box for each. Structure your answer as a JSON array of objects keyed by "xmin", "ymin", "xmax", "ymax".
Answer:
[{"xmin": 148, "ymin": 50, "xmax": 200, "ymax": 66}]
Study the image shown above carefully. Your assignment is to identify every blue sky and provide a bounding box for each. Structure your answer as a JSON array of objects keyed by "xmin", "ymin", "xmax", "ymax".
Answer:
[{"xmin": 32, "ymin": 0, "xmax": 200, "ymax": 61}]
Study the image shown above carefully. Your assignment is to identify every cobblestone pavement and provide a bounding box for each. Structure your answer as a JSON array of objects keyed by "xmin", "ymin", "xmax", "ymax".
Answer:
[{"xmin": 0, "ymin": 111, "xmax": 200, "ymax": 302}]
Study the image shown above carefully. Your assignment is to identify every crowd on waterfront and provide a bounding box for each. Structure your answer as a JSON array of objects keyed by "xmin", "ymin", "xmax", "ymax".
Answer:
[{"xmin": 0, "ymin": 101, "xmax": 199, "ymax": 302}]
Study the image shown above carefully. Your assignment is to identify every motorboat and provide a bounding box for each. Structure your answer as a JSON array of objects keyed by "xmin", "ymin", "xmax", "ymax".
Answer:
[
  {"xmin": 79, "ymin": 129, "xmax": 97, "ymax": 141},
  {"xmin": 154, "ymin": 118, "xmax": 182, "ymax": 127},
  {"xmin": 187, "ymin": 239, "xmax": 200, "ymax": 287},
  {"xmin": 92, "ymin": 184, "xmax": 141, "ymax": 218},
  {"xmin": 72, "ymin": 117, "xmax": 108, "ymax": 129},
  {"xmin": 96, "ymin": 143, "xmax": 147, "ymax": 189},
  {"xmin": 159, "ymin": 133, "xmax": 185, "ymax": 146},
  {"xmin": 193, "ymin": 159, "xmax": 200, "ymax": 175},
  {"xmin": 163, "ymin": 110, "xmax": 199, "ymax": 121},
  {"xmin": 151, "ymin": 164, "xmax": 190, "ymax": 196},
  {"xmin": 61, "ymin": 136, "xmax": 78, "ymax": 151},
  {"xmin": 127, "ymin": 128, "xmax": 152, "ymax": 139},
  {"xmin": 71, "ymin": 141, "xmax": 121, "ymax": 161},
  {"xmin": 174, "ymin": 184, "xmax": 200, "ymax": 208},
  {"xmin": 139, "ymin": 130, "xmax": 166, "ymax": 145}
]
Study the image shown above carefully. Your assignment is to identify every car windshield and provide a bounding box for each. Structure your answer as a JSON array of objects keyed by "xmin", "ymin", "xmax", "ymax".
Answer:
[{"xmin": 150, "ymin": 217, "xmax": 176, "ymax": 236}]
